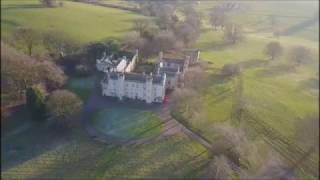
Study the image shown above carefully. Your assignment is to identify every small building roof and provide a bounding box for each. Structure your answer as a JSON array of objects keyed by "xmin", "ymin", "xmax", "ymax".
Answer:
[{"xmin": 103, "ymin": 72, "xmax": 165, "ymax": 85}]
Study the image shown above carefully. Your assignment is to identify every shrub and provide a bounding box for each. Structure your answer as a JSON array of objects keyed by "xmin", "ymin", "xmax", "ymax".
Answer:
[
  {"xmin": 26, "ymin": 85, "xmax": 47, "ymax": 121},
  {"xmin": 46, "ymin": 90, "xmax": 82, "ymax": 129},
  {"xmin": 222, "ymin": 64, "xmax": 241, "ymax": 76}
]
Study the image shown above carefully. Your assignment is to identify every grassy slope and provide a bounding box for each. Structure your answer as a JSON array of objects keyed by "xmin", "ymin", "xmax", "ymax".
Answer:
[
  {"xmin": 1, "ymin": 0, "xmax": 144, "ymax": 44},
  {"xmin": 197, "ymin": 29, "xmax": 319, "ymax": 138},
  {"xmin": 193, "ymin": 2, "xmax": 319, "ymax": 177},
  {"xmin": 195, "ymin": 1, "xmax": 319, "ymax": 140},
  {"xmin": 190, "ymin": 2, "xmax": 319, "ymax": 178},
  {"xmin": 198, "ymin": 1, "xmax": 319, "ymax": 42}
]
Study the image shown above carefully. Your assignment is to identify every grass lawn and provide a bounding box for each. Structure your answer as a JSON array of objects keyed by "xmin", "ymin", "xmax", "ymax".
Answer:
[
  {"xmin": 195, "ymin": 28, "xmax": 319, "ymax": 139},
  {"xmin": 94, "ymin": 135, "xmax": 209, "ymax": 179},
  {"xmin": 197, "ymin": 1, "xmax": 318, "ymax": 42},
  {"xmin": 1, "ymin": 106, "xmax": 68, "ymax": 171},
  {"xmin": 64, "ymin": 75, "xmax": 96, "ymax": 100},
  {"xmin": 1, "ymin": 0, "xmax": 144, "ymax": 44},
  {"xmin": 2, "ymin": 132, "xmax": 209, "ymax": 179},
  {"xmin": 91, "ymin": 109, "xmax": 163, "ymax": 139}
]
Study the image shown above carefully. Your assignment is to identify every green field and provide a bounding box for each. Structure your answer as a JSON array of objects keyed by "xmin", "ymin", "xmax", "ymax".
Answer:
[
  {"xmin": 198, "ymin": 1, "xmax": 319, "ymax": 42},
  {"xmin": 2, "ymin": 132, "xmax": 209, "ymax": 179},
  {"xmin": 179, "ymin": 2, "xmax": 318, "ymax": 178},
  {"xmin": 91, "ymin": 109, "xmax": 163, "ymax": 139},
  {"xmin": 1, "ymin": 0, "xmax": 144, "ymax": 44}
]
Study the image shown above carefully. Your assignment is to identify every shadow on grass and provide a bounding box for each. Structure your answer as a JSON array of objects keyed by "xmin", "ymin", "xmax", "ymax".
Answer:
[
  {"xmin": 1, "ymin": 19, "xmax": 19, "ymax": 28},
  {"xmin": 299, "ymin": 78, "xmax": 319, "ymax": 90},
  {"xmin": 209, "ymin": 73, "xmax": 233, "ymax": 85},
  {"xmin": 237, "ymin": 59, "xmax": 268, "ymax": 70},
  {"xmin": 199, "ymin": 41, "xmax": 232, "ymax": 51},
  {"xmin": 1, "ymin": 122, "xmax": 68, "ymax": 171},
  {"xmin": 255, "ymin": 64, "xmax": 296, "ymax": 78}
]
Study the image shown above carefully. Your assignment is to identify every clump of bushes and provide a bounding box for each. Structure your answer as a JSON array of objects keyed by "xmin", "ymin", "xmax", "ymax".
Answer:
[{"xmin": 222, "ymin": 64, "xmax": 241, "ymax": 76}]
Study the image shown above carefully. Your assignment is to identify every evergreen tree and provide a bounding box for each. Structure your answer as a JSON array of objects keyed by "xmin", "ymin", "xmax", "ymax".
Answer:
[{"xmin": 26, "ymin": 85, "xmax": 46, "ymax": 121}]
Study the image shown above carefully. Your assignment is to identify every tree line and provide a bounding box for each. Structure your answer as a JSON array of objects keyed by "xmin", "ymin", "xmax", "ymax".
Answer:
[{"xmin": 123, "ymin": 1, "xmax": 201, "ymax": 58}]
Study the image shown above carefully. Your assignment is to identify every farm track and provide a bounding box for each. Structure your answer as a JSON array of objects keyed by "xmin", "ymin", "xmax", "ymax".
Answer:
[{"xmin": 242, "ymin": 109, "xmax": 318, "ymax": 177}]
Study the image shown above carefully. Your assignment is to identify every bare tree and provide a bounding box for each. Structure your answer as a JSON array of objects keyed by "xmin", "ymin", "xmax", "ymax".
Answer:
[
  {"xmin": 289, "ymin": 46, "xmax": 313, "ymax": 66},
  {"xmin": 209, "ymin": 9, "xmax": 227, "ymax": 30},
  {"xmin": 153, "ymin": 30, "xmax": 181, "ymax": 52},
  {"xmin": 133, "ymin": 19, "xmax": 158, "ymax": 40},
  {"xmin": 123, "ymin": 31, "xmax": 145, "ymax": 50},
  {"xmin": 46, "ymin": 90, "xmax": 83, "ymax": 129},
  {"xmin": 264, "ymin": 41, "xmax": 283, "ymax": 60},
  {"xmin": 13, "ymin": 27, "xmax": 39, "ymax": 56},
  {"xmin": 223, "ymin": 23, "xmax": 244, "ymax": 44},
  {"xmin": 1, "ymin": 44, "xmax": 66, "ymax": 108},
  {"xmin": 38, "ymin": 60, "xmax": 66, "ymax": 89},
  {"xmin": 210, "ymin": 155, "xmax": 234, "ymax": 180},
  {"xmin": 174, "ymin": 23, "xmax": 198, "ymax": 47}
]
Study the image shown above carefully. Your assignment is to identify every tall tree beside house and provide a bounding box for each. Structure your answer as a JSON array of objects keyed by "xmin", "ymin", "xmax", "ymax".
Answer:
[
  {"xmin": 86, "ymin": 42, "xmax": 106, "ymax": 61},
  {"xmin": 26, "ymin": 85, "xmax": 46, "ymax": 121},
  {"xmin": 46, "ymin": 90, "xmax": 82, "ymax": 129},
  {"xmin": 105, "ymin": 39, "xmax": 121, "ymax": 54},
  {"xmin": 223, "ymin": 23, "xmax": 244, "ymax": 44},
  {"xmin": 13, "ymin": 27, "xmax": 39, "ymax": 56},
  {"xmin": 86, "ymin": 40, "xmax": 120, "ymax": 67},
  {"xmin": 133, "ymin": 19, "xmax": 158, "ymax": 40},
  {"xmin": 264, "ymin": 41, "xmax": 283, "ymax": 60}
]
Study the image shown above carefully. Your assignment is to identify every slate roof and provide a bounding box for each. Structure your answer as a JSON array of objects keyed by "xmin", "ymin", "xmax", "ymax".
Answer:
[
  {"xmin": 152, "ymin": 75, "xmax": 165, "ymax": 84},
  {"xmin": 124, "ymin": 73, "xmax": 147, "ymax": 83},
  {"xmin": 157, "ymin": 67, "xmax": 178, "ymax": 78},
  {"xmin": 107, "ymin": 72, "xmax": 117, "ymax": 79},
  {"xmin": 103, "ymin": 72, "xmax": 165, "ymax": 85}
]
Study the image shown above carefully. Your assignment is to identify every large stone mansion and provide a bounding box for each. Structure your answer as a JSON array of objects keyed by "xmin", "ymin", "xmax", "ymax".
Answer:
[{"xmin": 97, "ymin": 49, "xmax": 200, "ymax": 103}]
